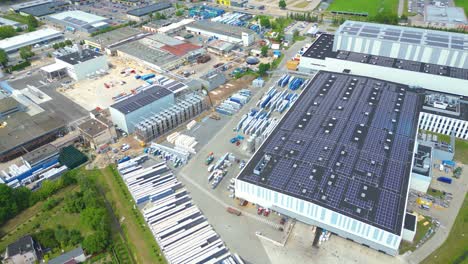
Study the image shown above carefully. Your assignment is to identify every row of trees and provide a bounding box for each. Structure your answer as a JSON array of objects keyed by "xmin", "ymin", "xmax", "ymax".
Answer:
[
  {"xmin": 34, "ymin": 227, "xmax": 83, "ymax": 251},
  {"xmin": 0, "ymin": 26, "xmax": 17, "ymax": 40},
  {"xmin": 287, "ymin": 12, "xmax": 320, "ymax": 22},
  {"xmin": 52, "ymin": 40, "xmax": 73, "ymax": 50}
]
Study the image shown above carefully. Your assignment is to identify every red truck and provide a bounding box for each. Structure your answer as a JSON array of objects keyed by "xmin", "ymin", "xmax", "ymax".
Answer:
[{"xmin": 227, "ymin": 207, "xmax": 241, "ymax": 216}]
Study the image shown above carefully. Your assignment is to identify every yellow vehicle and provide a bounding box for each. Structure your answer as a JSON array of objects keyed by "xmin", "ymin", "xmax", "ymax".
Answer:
[{"xmin": 416, "ymin": 197, "xmax": 433, "ymax": 207}]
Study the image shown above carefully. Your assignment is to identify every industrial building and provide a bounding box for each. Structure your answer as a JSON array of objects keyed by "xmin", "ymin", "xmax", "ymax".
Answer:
[
  {"xmin": 0, "ymin": 17, "xmax": 28, "ymax": 30},
  {"xmin": 110, "ymin": 85, "xmax": 176, "ymax": 133},
  {"xmin": 410, "ymin": 144, "xmax": 432, "ymax": 193},
  {"xmin": 84, "ymin": 27, "xmax": 149, "ymax": 55},
  {"xmin": 235, "ymin": 71, "xmax": 422, "ymax": 256},
  {"xmin": 199, "ymin": 70, "xmax": 227, "ymax": 91},
  {"xmin": 126, "ymin": 2, "xmax": 173, "ymax": 21},
  {"xmin": 48, "ymin": 10, "xmax": 110, "ymax": 33},
  {"xmin": 134, "ymin": 93, "xmax": 206, "ymax": 142},
  {"xmin": 142, "ymin": 19, "xmax": 195, "ymax": 34},
  {"xmin": 116, "ymin": 34, "xmax": 204, "ymax": 71},
  {"xmin": 0, "ymin": 28, "xmax": 63, "ymax": 54},
  {"xmin": 77, "ymin": 111, "xmax": 116, "ymax": 149},
  {"xmin": 15, "ymin": 0, "xmax": 69, "ymax": 18},
  {"xmin": 0, "ymin": 98, "xmax": 65, "ymax": 162},
  {"xmin": 425, "ymin": 6, "xmax": 467, "ymax": 28},
  {"xmin": 186, "ymin": 21, "xmax": 255, "ymax": 46},
  {"xmin": 46, "ymin": 48, "xmax": 109, "ymax": 81},
  {"xmin": 298, "ymin": 22, "xmax": 468, "ymax": 97}
]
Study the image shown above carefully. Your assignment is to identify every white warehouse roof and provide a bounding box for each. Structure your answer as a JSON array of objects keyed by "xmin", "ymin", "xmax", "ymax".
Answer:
[
  {"xmin": 49, "ymin": 10, "xmax": 107, "ymax": 24},
  {"xmin": 0, "ymin": 28, "xmax": 62, "ymax": 52}
]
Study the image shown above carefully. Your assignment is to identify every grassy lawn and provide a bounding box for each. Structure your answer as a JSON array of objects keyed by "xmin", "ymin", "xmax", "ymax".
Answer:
[
  {"xmin": 454, "ymin": 0, "xmax": 468, "ymax": 16},
  {"xmin": 399, "ymin": 216, "xmax": 433, "ymax": 254},
  {"xmin": 328, "ymin": 0, "xmax": 399, "ymax": 17},
  {"xmin": 421, "ymin": 194, "xmax": 468, "ymax": 264},
  {"xmin": 293, "ymin": 1, "xmax": 310, "ymax": 8},
  {"xmin": 402, "ymin": 0, "xmax": 418, "ymax": 17},
  {"xmin": 425, "ymin": 131, "xmax": 468, "ymax": 164},
  {"xmin": 2, "ymin": 12, "xmax": 30, "ymax": 24},
  {"xmin": 0, "ymin": 185, "xmax": 92, "ymax": 253},
  {"xmin": 97, "ymin": 166, "xmax": 166, "ymax": 264}
]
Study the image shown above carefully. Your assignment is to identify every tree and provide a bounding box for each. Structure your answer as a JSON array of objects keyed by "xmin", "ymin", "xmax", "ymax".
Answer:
[
  {"xmin": 26, "ymin": 15, "xmax": 38, "ymax": 30},
  {"xmin": 175, "ymin": 9, "xmax": 184, "ymax": 17},
  {"xmin": 279, "ymin": 0, "xmax": 287, "ymax": 9},
  {"xmin": 80, "ymin": 207, "xmax": 109, "ymax": 231},
  {"xmin": 82, "ymin": 231, "xmax": 110, "ymax": 254},
  {"xmin": 34, "ymin": 229, "xmax": 59, "ymax": 249},
  {"xmin": 0, "ymin": 26, "xmax": 16, "ymax": 39},
  {"xmin": 69, "ymin": 230, "xmax": 83, "ymax": 246},
  {"xmin": 54, "ymin": 226, "xmax": 70, "ymax": 247},
  {"xmin": 0, "ymin": 49, "xmax": 8, "ymax": 67},
  {"xmin": 259, "ymin": 16, "xmax": 271, "ymax": 28},
  {"xmin": 19, "ymin": 46, "xmax": 34, "ymax": 60},
  {"xmin": 258, "ymin": 63, "xmax": 270, "ymax": 76},
  {"xmin": 372, "ymin": 11, "xmax": 399, "ymax": 25},
  {"xmin": 64, "ymin": 40, "xmax": 73, "ymax": 46},
  {"xmin": 261, "ymin": 45, "xmax": 268, "ymax": 57}
]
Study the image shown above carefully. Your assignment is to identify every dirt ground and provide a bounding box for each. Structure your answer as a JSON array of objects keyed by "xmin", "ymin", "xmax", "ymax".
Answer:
[
  {"xmin": 208, "ymin": 75, "xmax": 257, "ymax": 106},
  {"xmin": 60, "ymin": 57, "xmax": 154, "ymax": 111},
  {"xmin": 91, "ymin": 136, "xmax": 144, "ymax": 168}
]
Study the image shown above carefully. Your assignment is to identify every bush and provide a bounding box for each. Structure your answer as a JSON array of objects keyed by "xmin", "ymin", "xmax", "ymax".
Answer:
[
  {"xmin": 42, "ymin": 198, "xmax": 61, "ymax": 211},
  {"xmin": 8, "ymin": 61, "xmax": 31, "ymax": 72}
]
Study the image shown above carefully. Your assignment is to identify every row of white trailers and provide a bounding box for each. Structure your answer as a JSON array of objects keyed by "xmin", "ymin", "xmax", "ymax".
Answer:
[{"xmin": 118, "ymin": 157, "xmax": 244, "ymax": 264}]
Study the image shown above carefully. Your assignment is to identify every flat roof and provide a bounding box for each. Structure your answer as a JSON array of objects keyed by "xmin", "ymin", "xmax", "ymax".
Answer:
[
  {"xmin": 87, "ymin": 26, "xmax": 145, "ymax": 48},
  {"xmin": 238, "ymin": 71, "xmax": 422, "ymax": 235},
  {"xmin": 0, "ymin": 111, "xmax": 65, "ymax": 154},
  {"xmin": 412, "ymin": 144, "xmax": 431, "ymax": 177},
  {"xmin": 404, "ymin": 213, "xmax": 416, "ymax": 231},
  {"xmin": 57, "ymin": 49, "xmax": 103, "ymax": 65},
  {"xmin": 111, "ymin": 85, "xmax": 173, "ymax": 114},
  {"xmin": 421, "ymin": 92, "xmax": 468, "ymax": 121},
  {"xmin": 127, "ymin": 2, "xmax": 172, "ymax": 17},
  {"xmin": 302, "ymin": 34, "xmax": 468, "ymax": 80},
  {"xmin": 0, "ymin": 17, "xmax": 22, "ymax": 26},
  {"xmin": 425, "ymin": 6, "xmax": 467, "ymax": 24},
  {"xmin": 49, "ymin": 10, "xmax": 108, "ymax": 26},
  {"xmin": 337, "ymin": 20, "xmax": 468, "ymax": 50},
  {"xmin": 117, "ymin": 40, "xmax": 177, "ymax": 66},
  {"xmin": 78, "ymin": 117, "xmax": 110, "ymax": 137},
  {"xmin": 19, "ymin": 1, "xmax": 68, "ymax": 17},
  {"xmin": 0, "ymin": 28, "xmax": 62, "ymax": 51},
  {"xmin": 0, "ymin": 97, "xmax": 20, "ymax": 114},
  {"xmin": 187, "ymin": 21, "xmax": 254, "ymax": 39},
  {"xmin": 22, "ymin": 143, "xmax": 58, "ymax": 165},
  {"xmin": 11, "ymin": 0, "xmax": 53, "ymax": 11}
]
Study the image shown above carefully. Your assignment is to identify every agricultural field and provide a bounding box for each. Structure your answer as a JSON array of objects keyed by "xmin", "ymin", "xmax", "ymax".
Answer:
[
  {"xmin": 454, "ymin": 0, "xmax": 468, "ymax": 16},
  {"xmin": 327, "ymin": 0, "xmax": 399, "ymax": 17}
]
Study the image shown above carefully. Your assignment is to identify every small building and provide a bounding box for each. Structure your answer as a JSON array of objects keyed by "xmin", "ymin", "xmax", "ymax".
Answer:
[
  {"xmin": 0, "ymin": 28, "xmax": 63, "ymax": 54},
  {"xmin": 48, "ymin": 246, "xmax": 86, "ymax": 264},
  {"xmin": 230, "ymin": 0, "xmax": 247, "ymax": 8},
  {"xmin": 21, "ymin": 143, "xmax": 59, "ymax": 168},
  {"xmin": 48, "ymin": 10, "xmax": 110, "ymax": 33},
  {"xmin": 207, "ymin": 40, "xmax": 235, "ymax": 55},
  {"xmin": 78, "ymin": 112, "xmax": 117, "ymax": 150},
  {"xmin": 110, "ymin": 85, "xmax": 176, "ymax": 133},
  {"xmin": 186, "ymin": 21, "xmax": 255, "ymax": 46},
  {"xmin": 402, "ymin": 213, "xmax": 417, "ymax": 242},
  {"xmin": 0, "ymin": 17, "xmax": 28, "ymax": 30},
  {"xmin": 16, "ymin": 0, "xmax": 69, "ymax": 18},
  {"xmin": 425, "ymin": 6, "xmax": 467, "ymax": 28},
  {"xmin": 126, "ymin": 3, "xmax": 173, "ymax": 22},
  {"xmin": 54, "ymin": 48, "xmax": 109, "ymax": 81},
  {"xmin": 3, "ymin": 235, "xmax": 40, "ymax": 264},
  {"xmin": 199, "ymin": 70, "xmax": 227, "ymax": 91},
  {"xmin": 410, "ymin": 144, "xmax": 433, "ymax": 193}
]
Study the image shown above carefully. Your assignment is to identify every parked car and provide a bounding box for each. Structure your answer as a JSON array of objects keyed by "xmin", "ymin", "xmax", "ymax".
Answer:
[
  {"xmin": 263, "ymin": 209, "xmax": 270, "ymax": 217},
  {"xmin": 257, "ymin": 207, "xmax": 264, "ymax": 215}
]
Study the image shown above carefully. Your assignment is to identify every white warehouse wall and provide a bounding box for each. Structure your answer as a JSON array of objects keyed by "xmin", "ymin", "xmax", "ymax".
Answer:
[
  {"xmin": 419, "ymin": 112, "xmax": 468, "ymax": 139},
  {"xmin": 55, "ymin": 55, "xmax": 108, "ymax": 81},
  {"xmin": 299, "ymin": 57, "xmax": 468, "ymax": 97},
  {"xmin": 235, "ymin": 180, "xmax": 402, "ymax": 255}
]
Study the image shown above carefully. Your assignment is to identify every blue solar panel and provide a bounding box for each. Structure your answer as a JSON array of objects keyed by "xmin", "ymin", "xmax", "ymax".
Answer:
[{"xmin": 238, "ymin": 72, "xmax": 422, "ymax": 235}]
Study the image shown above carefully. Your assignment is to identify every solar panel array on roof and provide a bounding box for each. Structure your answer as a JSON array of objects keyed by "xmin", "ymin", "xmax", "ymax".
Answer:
[
  {"xmin": 238, "ymin": 71, "xmax": 422, "ymax": 234},
  {"xmin": 302, "ymin": 34, "xmax": 468, "ymax": 80},
  {"xmin": 111, "ymin": 85, "xmax": 172, "ymax": 114}
]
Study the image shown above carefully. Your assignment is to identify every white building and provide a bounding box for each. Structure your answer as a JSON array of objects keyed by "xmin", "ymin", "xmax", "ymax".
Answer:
[
  {"xmin": 54, "ymin": 48, "xmax": 108, "ymax": 80},
  {"xmin": 235, "ymin": 72, "xmax": 421, "ymax": 256},
  {"xmin": 109, "ymin": 85, "xmax": 175, "ymax": 133},
  {"xmin": 0, "ymin": 28, "xmax": 63, "ymax": 53},
  {"xmin": 410, "ymin": 143, "xmax": 432, "ymax": 193},
  {"xmin": 48, "ymin": 10, "xmax": 110, "ymax": 33},
  {"xmin": 298, "ymin": 23, "xmax": 468, "ymax": 97},
  {"xmin": 0, "ymin": 17, "xmax": 28, "ymax": 30},
  {"xmin": 186, "ymin": 21, "xmax": 255, "ymax": 46}
]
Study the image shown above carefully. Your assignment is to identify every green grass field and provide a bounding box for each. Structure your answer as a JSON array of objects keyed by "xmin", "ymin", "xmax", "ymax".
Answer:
[
  {"xmin": 454, "ymin": 0, "xmax": 468, "ymax": 16},
  {"xmin": 400, "ymin": 216, "xmax": 433, "ymax": 254},
  {"xmin": 430, "ymin": 132, "xmax": 468, "ymax": 164},
  {"xmin": 421, "ymin": 194, "xmax": 468, "ymax": 264},
  {"xmin": 328, "ymin": 0, "xmax": 399, "ymax": 17}
]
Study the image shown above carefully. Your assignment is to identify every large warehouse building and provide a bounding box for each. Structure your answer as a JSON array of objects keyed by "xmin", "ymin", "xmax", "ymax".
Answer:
[
  {"xmin": 299, "ymin": 21, "xmax": 468, "ymax": 97},
  {"xmin": 48, "ymin": 10, "xmax": 110, "ymax": 33},
  {"xmin": 235, "ymin": 71, "xmax": 422, "ymax": 256},
  {"xmin": 0, "ymin": 28, "xmax": 63, "ymax": 54},
  {"xmin": 186, "ymin": 21, "xmax": 255, "ymax": 47}
]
